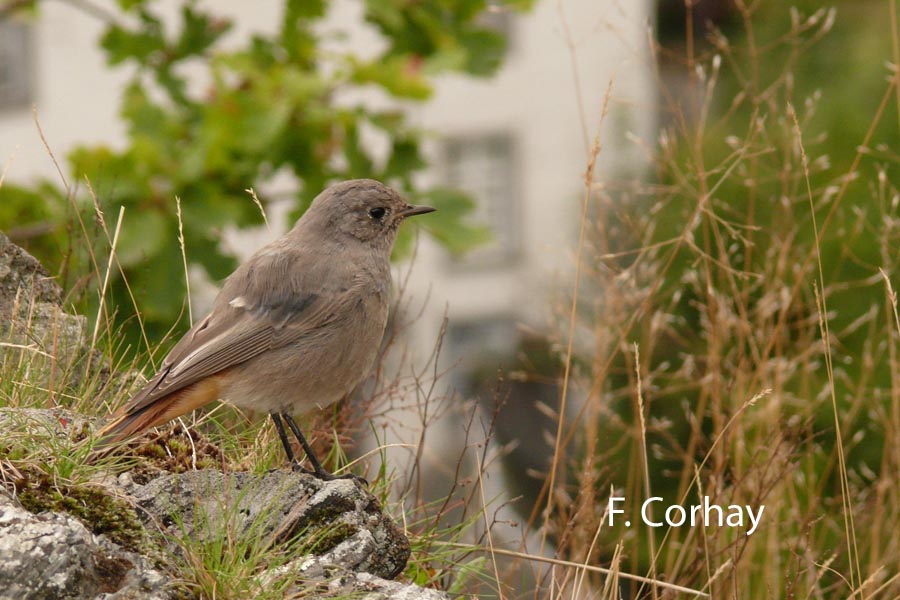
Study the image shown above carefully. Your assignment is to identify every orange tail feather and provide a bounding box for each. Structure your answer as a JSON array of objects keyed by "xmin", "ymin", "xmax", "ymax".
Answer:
[{"xmin": 96, "ymin": 377, "xmax": 223, "ymax": 446}]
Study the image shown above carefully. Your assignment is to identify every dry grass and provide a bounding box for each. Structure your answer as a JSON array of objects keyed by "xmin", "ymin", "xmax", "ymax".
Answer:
[{"xmin": 502, "ymin": 3, "xmax": 900, "ymax": 599}]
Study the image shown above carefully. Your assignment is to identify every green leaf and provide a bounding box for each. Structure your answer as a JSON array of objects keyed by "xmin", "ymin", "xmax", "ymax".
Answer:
[
  {"xmin": 115, "ymin": 0, "xmax": 145, "ymax": 11},
  {"xmin": 127, "ymin": 242, "xmax": 189, "ymax": 323},
  {"xmin": 285, "ymin": 0, "xmax": 327, "ymax": 19},
  {"xmin": 121, "ymin": 82, "xmax": 169, "ymax": 137},
  {"xmin": 187, "ymin": 233, "xmax": 238, "ymax": 283},
  {"xmin": 459, "ymin": 28, "xmax": 506, "ymax": 76},
  {"xmin": 364, "ymin": 0, "xmax": 405, "ymax": 31},
  {"xmin": 341, "ymin": 118, "xmax": 374, "ymax": 176},
  {"xmin": 413, "ymin": 187, "xmax": 492, "ymax": 256},
  {"xmin": 68, "ymin": 146, "xmax": 154, "ymax": 202},
  {"xmin": 281, "ymin": 0, "xmax": 324, "ymax": 63},
  {"xmin": 178, "ymin": 192, "xmax": 247, "ymax": 232},
  {"xmin": 0, "ymin": 182, "xmax": 59, "ymax": 224},
  {"xmin": 0, "ymin": 182, "xmax": 69, "ymax": 271},
  {"xmin": 383, "ymin": 137, "xmax": 425, "ymax": 179},
  {"xmin": 114, "ymin": 209, "xmax": 169, "ymax": 268},
  {"xmin": 498, "ymin": 0, "xmax": 536, "ymax": 9},
  {"xmin": 447, "ymin": 557, "xmax": 488, "ymax": 594},
  {"xmin": 100, "ymin": 23, "xmax": 165, "ymax": 66},
  {"xmin": 368, "ymin": 110, "xmax": 405, "ymax": 132},
  {"xmin": 350, "ymin": 55, "xmax": 432, "ymax": 100},
  {"xmin": 174, "ymin": 4, "xmax": 231, "ymax": 58}
]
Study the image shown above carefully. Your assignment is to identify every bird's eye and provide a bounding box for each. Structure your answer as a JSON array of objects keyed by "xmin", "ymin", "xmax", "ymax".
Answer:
[{"xmin": 368, "ymin": 207, "xmax": 387, "ymax": 220}]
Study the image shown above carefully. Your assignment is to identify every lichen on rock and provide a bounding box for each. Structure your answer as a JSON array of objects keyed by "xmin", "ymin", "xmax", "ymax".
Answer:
[
  {"xmin": 133, "ymin": 469, "xmax": 411, "ymax": 581},
  {"xmin": 0, "ymin": 231, "xmax": 91, "ymax": 391}
]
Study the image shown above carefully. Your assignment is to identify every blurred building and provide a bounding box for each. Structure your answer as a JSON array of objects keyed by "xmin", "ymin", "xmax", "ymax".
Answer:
[
  {"xmin": 409, "ymin": 0, "xmax": 654, "ymax": 391},
  {"xmin": 0, "ymin": 0, "xmax": 654, "ymax": 530}
]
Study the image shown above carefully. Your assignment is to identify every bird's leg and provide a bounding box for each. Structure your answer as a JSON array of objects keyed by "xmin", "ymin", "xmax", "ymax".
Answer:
[
  {"xmin": 280, "ymin": 412, "xmax": 364, "ymax": 484},
  {"xmin": 271, "ymin": 413, "xmax": 318, "ymax": 475},
  {"xmin": 270, "ymin": 412, "xmax": 295, "ymax": 462},
  {"xmin": 270, "ymin": 413, "xmax": 298, "ymax": 464}
]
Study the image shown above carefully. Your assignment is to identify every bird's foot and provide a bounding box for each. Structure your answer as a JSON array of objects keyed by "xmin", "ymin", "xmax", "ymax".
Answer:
[
  {"xmin": 327, "ymin": 472, "xmax": 368, "ymax": 486},
  {"xmin": 289, "ymin": 461, "xmax": 316, "ymax": 476},
  {"xmin": 289, "ymin": 461, "xmax": 367, "ymax": 485}
]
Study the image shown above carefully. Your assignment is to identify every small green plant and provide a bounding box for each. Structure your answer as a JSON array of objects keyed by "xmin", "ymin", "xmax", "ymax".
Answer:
[
  {"xmin": 161, "ymin": 481, "xmax": 313, "ymax": 599},
  {"xmin": 0, "ymin": 408, "xmax": 149, "ymax": 553}
]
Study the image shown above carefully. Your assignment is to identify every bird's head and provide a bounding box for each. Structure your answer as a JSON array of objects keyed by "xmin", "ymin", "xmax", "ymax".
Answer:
[{"xmin": 298, "ymin": 179, "xmax": 435, "ymax": 249}]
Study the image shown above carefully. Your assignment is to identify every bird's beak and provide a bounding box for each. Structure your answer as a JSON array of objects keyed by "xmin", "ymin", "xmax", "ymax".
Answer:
[{"xmin": 399, "ymin": 204, "xmax": 436, "ymax": 218}]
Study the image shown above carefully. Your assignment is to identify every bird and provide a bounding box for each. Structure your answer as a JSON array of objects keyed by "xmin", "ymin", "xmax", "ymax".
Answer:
[{"xmin": 96, "ymin": 179, "xmax": 435, "ymax": 480}]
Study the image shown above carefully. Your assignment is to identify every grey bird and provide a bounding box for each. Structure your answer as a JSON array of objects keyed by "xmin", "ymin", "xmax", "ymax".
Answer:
[{"xmin": 97, "ymin": 179, "xmax": 435, "ymax": 480}]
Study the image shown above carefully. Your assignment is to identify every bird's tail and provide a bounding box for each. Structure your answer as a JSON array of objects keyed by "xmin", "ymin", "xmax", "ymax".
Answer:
[
  {"xmin": 94, "ymin": 406, "xmax": 165, "ymax": 448},
  {"xmin": 94, "ymin": 377, "xmax": 223, "ymax": 448}
]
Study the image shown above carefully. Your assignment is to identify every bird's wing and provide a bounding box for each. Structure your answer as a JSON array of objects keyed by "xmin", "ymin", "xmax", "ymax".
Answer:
[{"xmin": 114, "ymin": 284, "xmax": 356, "ymax": 419}]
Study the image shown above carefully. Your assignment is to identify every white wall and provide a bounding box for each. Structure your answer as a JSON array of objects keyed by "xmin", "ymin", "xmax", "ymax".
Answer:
[{"xmin": 1, "ymin": 1, "xmax": 125, "ymax": 184}]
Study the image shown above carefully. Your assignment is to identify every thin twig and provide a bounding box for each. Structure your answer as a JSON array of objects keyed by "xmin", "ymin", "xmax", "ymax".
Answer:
[
  {"xmin": 245, "ymin": 188, "xmax": 270, "ymax": 231},
  {"xmin": 791, "ymin": 102, "xmax": 861, "ymax": 596},
  {"xmin": 86, "ymin": 206, "xmax": 124, "ymax": 375},
  {"xmin": 633, "ymin": 343, "xmax": 659, "ymax": 600},
  {"xmin": 432, "ymin": 541, "xmax": 709, "ymax": 597},
  {"xmin": 539, "ymin": 77, "xmax": 614, "ymax": 557},
  {"xmin": 175, "ymin": 197, "xmax": 192, "ymax": 325}
]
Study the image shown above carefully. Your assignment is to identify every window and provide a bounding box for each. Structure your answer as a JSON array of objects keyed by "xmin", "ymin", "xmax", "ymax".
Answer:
[
  {"xmin": 0, "ymin": 21, "xmax": 32, "ymax": 110},
  {"xmin": 444, "ymin": 317, "xmax": 519, "ymax": 396},
  {"xmin": 444, "ymin": 134, "xmax": 519, "ymax": 266}
]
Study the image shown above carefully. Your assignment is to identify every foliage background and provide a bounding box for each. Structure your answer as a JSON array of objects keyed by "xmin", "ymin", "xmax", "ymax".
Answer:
[{"xmin": 0, "ymin": 0, "xmax": 534, "ymax": 352}]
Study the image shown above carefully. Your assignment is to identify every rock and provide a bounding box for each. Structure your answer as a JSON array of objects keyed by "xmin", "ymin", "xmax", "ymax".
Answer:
[
  {"xmin": 0, "ymin": 230, "xmax": 62, "ymax": 313},
  {"xmin": 0, "ymin": 489, "xmax": 170, "ymax": 600},
  {"xmin": 272, "ymin": 562, "xmax": 451, "ymax": 599},
  {"xmin": 0, "ymin": 230, "xmax": 90, "ymax": 391},
  {"xmin": 1, "ymin": 407, "xmax": 447, "ymax": 598},
  {"xmin": 133, "ymin": 469, "xmax": 410, "ymax": 580},
  {"xmin": 132, "ymin": 469, "xmax": 449, "ymax": 599},
  {"xmin": 0, "ymin": 407, "xmax": 93, "ymax": 440}
]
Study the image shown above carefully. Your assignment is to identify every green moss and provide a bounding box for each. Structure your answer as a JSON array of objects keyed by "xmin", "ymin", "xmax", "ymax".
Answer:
[
  {"xmin": 305, "ymin": 521, "xmax": 357, "ymax": 554},
  {"xmin": 15, "ymin": 469, "xmax": 148, "ymax": 553},
  {"xmin": 136, "ymin": 442, "xmax": 167, "ymax": 460},
  {"xmin": 281, "ymin": 497, "xmax": 362, "ymax": 555},
  {"xmin": 131, "ymin": 426, "xmax": 225, "ymax": 474}
]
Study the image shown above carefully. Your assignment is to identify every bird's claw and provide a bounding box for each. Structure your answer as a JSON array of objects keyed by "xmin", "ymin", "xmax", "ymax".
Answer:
[
  {"xmin": 315, "ymin": 470, "xmax": 368, "ymax": 486},
  {"xmin": 290, "ymin": 461, "xmax": 367, "ymax": 486}
]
